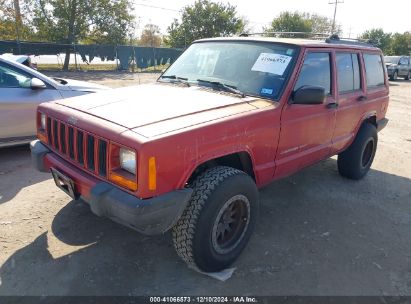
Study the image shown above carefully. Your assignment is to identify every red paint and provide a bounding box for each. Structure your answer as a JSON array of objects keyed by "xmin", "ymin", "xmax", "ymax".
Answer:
[{"xmin": 36, "ymin": 39, "xmax": 389, "ymax": 200}]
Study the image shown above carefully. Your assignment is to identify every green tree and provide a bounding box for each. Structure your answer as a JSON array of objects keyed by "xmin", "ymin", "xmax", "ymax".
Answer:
[
  {"xmin": 31, "ymin": 0, "xmax": 135, "ymax": 70},
  {"xmin": 390, "ymin": 32, "xmax": 411, "ymax": 55},
  {"xmin": 166, "ymin": 0, "xmax": 244, "ymax": 48},
  {"xmin": 359, "ymin": 28, "xmax": 392, "ymax": 54},
  {"xmin": 265, "ymin": 11, "xmax": 311, "ymax": 36},
  {"xmin": 0, "ymin": 0, "xmax": 34, "ymax": 41},
  {"xmin": 264, "ymin": 11, "xmax": 341, "ymax": 38},
  {"xmin": 310, "ymin": 13, "xmax": 341, "ymax": 35},
  {"xmin": 139, "ymin": 24, "xmax": 162, "ymax": 47}
]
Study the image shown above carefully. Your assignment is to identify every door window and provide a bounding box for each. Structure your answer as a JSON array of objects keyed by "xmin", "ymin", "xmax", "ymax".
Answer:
[
  {"xmin": 0, "ymin": 62, "xmax": 32, "ymax": 88},
  {"xmin": 399, "ymin": 57, "xmax": 409, "ymax": 65},
  {"xmin": 363, "ymin": 54, "xmax": 385, "ymax": 88},
  {"xmin": 336, "ymin": 53, "xmax": 361, "ymax": 93},
  {"xmin": 294, "ymin": 52, "xmax": 331, "ymax": 95}
]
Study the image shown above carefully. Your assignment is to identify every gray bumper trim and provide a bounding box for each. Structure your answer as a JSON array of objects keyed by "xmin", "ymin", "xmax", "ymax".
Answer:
[
  {"xmin": 30, "ymin": 140, "xmax": 50, "ymax": 172},
  {"xmin": 88, "ymin": 182, "xmax": 193, "ymax": 235},
  {"xmin": 377, "ymin": 118, "xmax": 388, "ymax": 132}
]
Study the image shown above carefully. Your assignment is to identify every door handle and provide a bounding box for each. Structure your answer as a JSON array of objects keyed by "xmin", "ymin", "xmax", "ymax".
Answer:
[
  {"xmin": 327, "ymin": 102, "xmax": 338, "ymax": 109},
  {"xmin": 358, "ymin": 95, "xmax": 367, "ymax": 101}
]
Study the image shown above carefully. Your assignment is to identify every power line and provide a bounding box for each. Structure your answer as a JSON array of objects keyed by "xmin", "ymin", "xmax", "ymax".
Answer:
[{"xmin": 134, "ymin": 3, "xmax": 181, "ymax": 12}]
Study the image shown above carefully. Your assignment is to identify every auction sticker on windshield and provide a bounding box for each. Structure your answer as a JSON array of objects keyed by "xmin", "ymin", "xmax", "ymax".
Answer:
[{"xmin": 251, "ymin": 53, "xmax": 292, "ymax": 75}]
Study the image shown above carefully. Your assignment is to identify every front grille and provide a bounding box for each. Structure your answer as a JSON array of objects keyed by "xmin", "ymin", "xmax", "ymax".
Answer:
[
  {"xmin": 46, "ymin": 116, "xmax": 108, "ymax": 178},
  {"xmin": 86, "ymin": 135, "xmax": 95, "ymax": 171}
]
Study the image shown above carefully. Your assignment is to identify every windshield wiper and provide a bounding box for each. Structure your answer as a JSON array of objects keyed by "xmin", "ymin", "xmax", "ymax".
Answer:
[
  {"xmin": 196, "ymin": 79, "xmax": 245, "ymax": 98},
  {"xmin": 159, "ymin": 75, "xmax": 190, "ymax": 86}
]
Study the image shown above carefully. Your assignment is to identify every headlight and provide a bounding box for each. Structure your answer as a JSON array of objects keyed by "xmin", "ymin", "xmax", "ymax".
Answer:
[
  {"xmin": 40, "ymin": 113, "xmax": 46, "ymax": 130},
  {"xmin": 120, "ymin": 148, "xmax": 136, "ymax": 175}
]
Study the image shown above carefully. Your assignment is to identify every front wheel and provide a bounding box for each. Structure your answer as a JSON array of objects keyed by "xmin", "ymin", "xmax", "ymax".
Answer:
[
  {"xmin": 337, "ymin": 123, "xmax": 378, "ymax": 180},
  {"xmin": 390, "ymin": 70, "xmax": 398, "ymax": 81},
  {"xmin": 172, "ymin": 166, "xmax": 259, "ymax": 272}
]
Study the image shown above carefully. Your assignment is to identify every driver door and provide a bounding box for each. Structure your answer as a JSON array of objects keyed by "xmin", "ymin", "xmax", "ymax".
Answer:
[
  {"xmin": 0, "ymin": 61, "xmax": 62, "ymax": 141},
  {"xmin": 275, "ymin": 50, "xmax": 337, "ymax": 178}
]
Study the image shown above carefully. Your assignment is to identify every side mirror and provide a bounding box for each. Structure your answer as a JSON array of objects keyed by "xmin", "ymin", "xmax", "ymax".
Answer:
[
  {"xmin": 30, "ymin": 78, "xmax": 46, "ymax": 90},
  {"xmin": 291, "ymin": 85, "xmax": 326, "ymax": 105}
]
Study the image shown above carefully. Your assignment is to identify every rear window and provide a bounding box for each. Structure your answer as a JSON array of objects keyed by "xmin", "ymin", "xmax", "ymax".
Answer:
[
  {"xmin": 336, "ymin": 53, "xmax": 361, "ymax": 93},
  {"xmin": 363, "ymin": 54, "xmax": 385, "ymax": 88}
]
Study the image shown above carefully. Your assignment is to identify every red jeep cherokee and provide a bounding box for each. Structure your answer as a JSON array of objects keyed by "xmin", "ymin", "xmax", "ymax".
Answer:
[{"xmin": 31, "ymin": 36, "xmax": 389, "ymax": 272}]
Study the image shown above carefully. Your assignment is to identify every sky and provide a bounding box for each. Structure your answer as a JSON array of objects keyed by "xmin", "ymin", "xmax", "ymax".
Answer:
[{"xmin": 133, "ymin": 0, "xmax": 411, "ymax": 38}]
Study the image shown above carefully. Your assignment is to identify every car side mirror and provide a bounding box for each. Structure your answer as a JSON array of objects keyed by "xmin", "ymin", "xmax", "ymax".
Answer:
[
  {"xmin": 291, "ymin": 85, "xmax": 326, "ymax": 105},
  {"xmin": 30, "ymin": 78, "xmax": 46, "ymax": 90}
]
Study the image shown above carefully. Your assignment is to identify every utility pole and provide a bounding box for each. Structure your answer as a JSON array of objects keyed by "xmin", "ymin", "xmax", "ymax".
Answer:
[
  {"xmin": 329, "ymin": 0, "xmax": 344, "ymax": 34},
  {"xmin": 13, "ymin": 0, "xmax": 22, "ymax": 54}
]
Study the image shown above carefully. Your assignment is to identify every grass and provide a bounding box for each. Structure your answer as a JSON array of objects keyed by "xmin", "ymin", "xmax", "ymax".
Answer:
[{"xmin": 37, "ymin": 63, "xmax": 169, "ymax": 73}]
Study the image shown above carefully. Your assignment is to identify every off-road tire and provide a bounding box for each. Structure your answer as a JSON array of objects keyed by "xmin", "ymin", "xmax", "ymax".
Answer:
[
  {"xmin": 405, "ymin": 71, "xmax": 411, "ymax": 80},
  {"xmin": 172, "ymin": 166, "xmax": 259, "ymax": 272},
  {"xmin": 337, "ymin": 123, "xmax": 378, "ymax": 180}
]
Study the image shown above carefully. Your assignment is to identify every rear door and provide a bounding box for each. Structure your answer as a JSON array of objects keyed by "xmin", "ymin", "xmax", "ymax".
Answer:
[
  {"xmin": 275, "ymin": 49, "xmax": 337, "ymax": 178},
  {"xmin": 331, "ymin": 51, "xmax": 365, "ymax": 153},
  {"xmin": 0, "ymin": 61, "xmax": 62, "ymax": 141},
  {"xmin": 398, "ymin": 57, "xmax": 409, "ymax": 77}
]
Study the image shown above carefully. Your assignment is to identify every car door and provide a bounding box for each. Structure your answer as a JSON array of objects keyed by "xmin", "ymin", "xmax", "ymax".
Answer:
[
  {"xmin": 275, "ymin": 50, "xmax": 337, "ymax": 179},
  {"xmin": 331, "ymin": 51, "xmax": 365, "ymax": 153},
  {"xmin": 398, "ymin": 57, "xmax": 409, "ymax": 77},
  {"xmin": 0, "ymin": 61, "xmax": 62, "ymax": 141}
]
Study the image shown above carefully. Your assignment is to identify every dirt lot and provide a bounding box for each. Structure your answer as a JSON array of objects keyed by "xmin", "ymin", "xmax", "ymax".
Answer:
[{"xmin": 0, "ymin": 72, "xmax": 410, "ymax": 296}]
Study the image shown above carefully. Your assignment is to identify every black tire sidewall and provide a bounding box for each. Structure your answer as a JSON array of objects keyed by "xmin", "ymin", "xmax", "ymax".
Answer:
[
  {"xmin": 358, "ymin": 134, "xmax": 377, "ymax": 174},
  {"xmin": 339, "ymin": 123, "xmax": 377, "ymax": 179},
  {"xmin": 192, "ymin": 173, "xmax": 259, "ymax": 272}
]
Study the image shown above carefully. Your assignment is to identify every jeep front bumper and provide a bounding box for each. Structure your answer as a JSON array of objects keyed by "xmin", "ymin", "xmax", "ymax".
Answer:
[{"xmin": 30, "ymin": 140, "xmax": 192, "ymax": 235}]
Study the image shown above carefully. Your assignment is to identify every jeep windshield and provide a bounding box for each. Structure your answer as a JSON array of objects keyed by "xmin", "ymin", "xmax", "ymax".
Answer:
[{"xmin": 160, "ymin": 41, "xmax": 298, "ymax": 100}]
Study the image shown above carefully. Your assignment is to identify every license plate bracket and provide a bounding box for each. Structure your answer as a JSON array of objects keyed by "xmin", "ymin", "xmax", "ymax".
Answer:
[{"xmin": 50, "ymin": 168, "xmax": 78, "ymax": 200}]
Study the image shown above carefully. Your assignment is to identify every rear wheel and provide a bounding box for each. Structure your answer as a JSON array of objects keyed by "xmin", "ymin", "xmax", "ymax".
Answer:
[
  {"xmin": 405, "ymin": 71, "xmax": 411, "ymax": 80},
  {"xmin": 172, "ymin": 166, "xmax": 259, "ymax": 272},
  {"xmin": 337, "ymin": 123, "xmax": 378, "ymax": 180}
]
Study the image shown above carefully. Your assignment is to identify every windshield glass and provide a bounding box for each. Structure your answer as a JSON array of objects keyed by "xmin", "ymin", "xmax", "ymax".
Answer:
[
  {"xmin": 384, "ymin": 56, "xmax": 400, "ymax": 64},
  {"xmin": 161, "ymin": 41, "xmax": 299, "ymax": 100}
]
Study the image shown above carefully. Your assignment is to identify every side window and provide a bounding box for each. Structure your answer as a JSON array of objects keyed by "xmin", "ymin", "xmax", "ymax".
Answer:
[
  {"xmin": 336, "ymin": 52, "xmax": 361, "ymax": 93},
  {"xmin": 399, "ymin": 57, "xmax": 408, "ymax": 65},
  {"xmin": 295, "ymin": 52, "xmax": 331, "ymax": 95},
  {"xmin": 363, "ymin": 54, "xmax": 385, "ymax": 88},
  {"xmin": 0, "ymin": 62, "xmax": 32, "ymax": 88}
]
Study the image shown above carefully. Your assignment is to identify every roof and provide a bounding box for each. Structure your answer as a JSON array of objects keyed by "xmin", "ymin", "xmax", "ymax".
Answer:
[{"xmin": 194, "ymin": 36, "xmax": 381, "ymax": 51}]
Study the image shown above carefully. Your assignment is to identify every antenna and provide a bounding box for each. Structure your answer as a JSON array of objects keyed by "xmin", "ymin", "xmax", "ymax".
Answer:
[{"xmin": 329, "ymin": 0, "xmax": 344, "ymax": 34}]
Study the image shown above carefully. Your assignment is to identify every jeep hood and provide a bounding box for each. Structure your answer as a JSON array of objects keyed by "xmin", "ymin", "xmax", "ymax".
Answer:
[{"xmin": 56, "ymin": 83, "xmax": 270, "ymax": 137}]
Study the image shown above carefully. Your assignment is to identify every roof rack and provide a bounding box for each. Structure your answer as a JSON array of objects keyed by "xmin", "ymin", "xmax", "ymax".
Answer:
[
  {"xmin": 325, "ymin": 34, "xmax": 376, "ymax": 47},
  {"xmin": 239, "ymin": 32, "xmax": 329, "ymax": 39}
]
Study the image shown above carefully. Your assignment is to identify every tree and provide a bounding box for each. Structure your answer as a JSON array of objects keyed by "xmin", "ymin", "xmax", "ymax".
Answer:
[
  {"xmin": 139, "ymin": 24, "xmax": 162, "ymax": 47},
  {"xmin": 166, "ymin": 0, "xmax": 244, "ymax": 48},
  {"xmin": 264, "ymin": 11, "xmax": 341, "ymax": 37},
  {"xmin": 310, "ymin": 13, "xmax": 341, "ymax": 35},
  {"xmin": 265, "ymin": 11, "xmax": 311, "ymax": 36},
  {"xmin": 0, "ymin": 0, "xmax": 34, "ymax": 41},
  {"xmin": 31, "ymin": 0, "xmax": 135, "ymax": 70},
  {"xmin": 359, "ymin": 28, "xmax": 392, "ymax": 54},
  {"xmin": 390, "ymin": 32, "xmax": 411, "ymax": 55}
]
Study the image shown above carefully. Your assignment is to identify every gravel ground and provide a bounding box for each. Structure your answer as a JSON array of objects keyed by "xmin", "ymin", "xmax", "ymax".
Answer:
[{"xmin": 0, "ymin": 72, "xmax": 410, "ymax": 296}]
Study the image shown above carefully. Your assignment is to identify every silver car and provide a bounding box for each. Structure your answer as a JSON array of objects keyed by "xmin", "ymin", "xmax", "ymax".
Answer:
[{"xmin": 0, "ymin": 55, "xmax": 108, "ymax": 147}]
